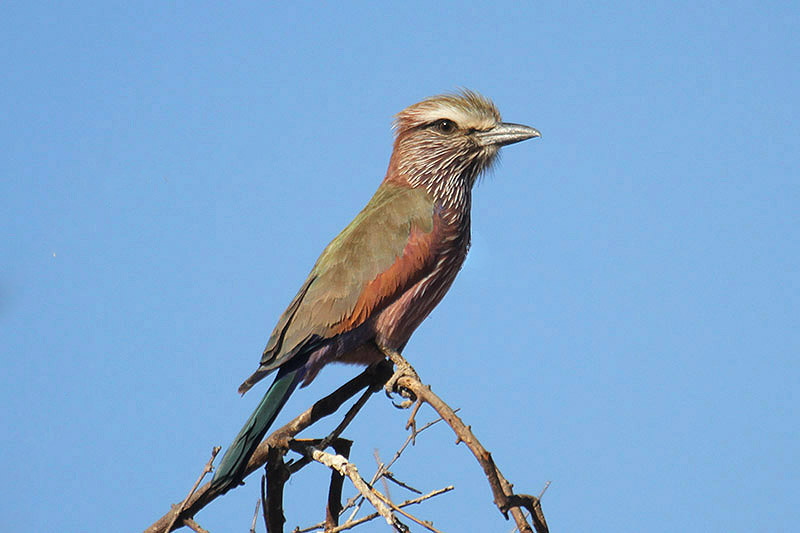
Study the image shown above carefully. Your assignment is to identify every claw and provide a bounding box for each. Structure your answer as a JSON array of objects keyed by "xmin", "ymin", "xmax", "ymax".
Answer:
[
  {"xmin": 384, "ymin": 361, "xmax": 419, "ymax": 408},
  {"xmin": 392, "ymin": 397, "xmax": 415, "ymax": 409},
  {"xmin": 377, "ymin": 344, "xmax": 419, "ymax": 408}
]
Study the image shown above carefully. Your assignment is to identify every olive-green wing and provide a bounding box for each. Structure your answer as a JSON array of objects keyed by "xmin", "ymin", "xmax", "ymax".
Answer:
[{"xmin": 238, "ymin": 183, "xmax": 437, "ymax": 394}]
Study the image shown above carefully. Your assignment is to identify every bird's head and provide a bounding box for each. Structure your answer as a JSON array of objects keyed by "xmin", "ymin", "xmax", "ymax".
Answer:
[{"xmin": 387, "ymin": 90, "xmax": 540, "ymax": 203}]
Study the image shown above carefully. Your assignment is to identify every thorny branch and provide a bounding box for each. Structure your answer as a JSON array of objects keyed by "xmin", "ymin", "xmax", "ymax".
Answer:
[
  {"xmin": 145, "ymin": 361, "xmax": 394, "ymax": 533},
  {"xmin": 381, "ymin": 347, "xmax": 549, "ymax": 533},
  {"xmin": 330, "ymin": 486, "xmax": 454, "ymax": 533},
  {"xmin": 342, "ymin": 414, "xmax": 445, "ymax": 524},
  {"xmin": 162, "ymin": 446, "xmax": 220, "ymax": 533},
  {"xmin": 146, "ymin": 352, "xmax": 549, "ymax": 533},
  {"xmin": 289, "ymin": 442, "xmax": 409, "ymax": 532}
]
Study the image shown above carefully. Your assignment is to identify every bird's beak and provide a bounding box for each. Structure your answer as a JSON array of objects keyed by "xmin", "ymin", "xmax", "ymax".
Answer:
[{"xmin": 475, "ymin": 122, "xmax": 541, "ymax": 147}]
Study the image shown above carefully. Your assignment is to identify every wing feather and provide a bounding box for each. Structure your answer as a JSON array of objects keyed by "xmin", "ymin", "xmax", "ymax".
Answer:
[{"xmin": 253, "ymin": 184, "xmax": 436, "ymax": 377}]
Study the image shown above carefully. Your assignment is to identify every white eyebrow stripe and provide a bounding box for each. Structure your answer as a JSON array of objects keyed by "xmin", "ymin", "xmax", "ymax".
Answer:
[
  {"xmin": 413, "ymin": 105, "xmax": 497, "ymax": 130},
  {"xmin": 393, "ymin": 90, "xmax": 502, "ymax": 134}
]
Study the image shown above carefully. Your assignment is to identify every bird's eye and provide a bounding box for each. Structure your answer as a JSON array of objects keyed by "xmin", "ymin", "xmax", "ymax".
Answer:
[{"xmin": 435, "ymin": 119, "xmax": 457, "ymax": 134}]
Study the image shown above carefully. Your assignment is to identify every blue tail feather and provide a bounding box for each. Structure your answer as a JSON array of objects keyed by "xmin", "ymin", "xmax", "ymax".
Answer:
[{"xmin": 211, "ymin": 363, "xmax": 306, "ymax": 492}]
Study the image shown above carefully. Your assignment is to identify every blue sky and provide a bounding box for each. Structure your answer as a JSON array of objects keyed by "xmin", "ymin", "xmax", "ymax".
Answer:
[{"xmin": 2, "ymin": 2, "xmax": 798, "ymax": 532}]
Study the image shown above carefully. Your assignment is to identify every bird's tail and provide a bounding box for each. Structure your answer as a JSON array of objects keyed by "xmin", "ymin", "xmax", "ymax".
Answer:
[{"xmin": 211, "ymin": 363, "xmax": 306, "ymax": 493}]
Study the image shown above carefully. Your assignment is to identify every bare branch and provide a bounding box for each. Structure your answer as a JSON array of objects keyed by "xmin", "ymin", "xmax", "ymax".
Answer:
[
  {"xmin": 181, "ymin": 518, "xmax": 208, "ymax": 533},
  {"xmin": 373, "ymin": 490, "xmax": 443, "ymax": 533},
  {"xmin": 381, "ymin": 347, "xmax": 549, "ymax": 533},
  {"xmin": 145, "ymin": 361, "xmax": 394, "ymax": 533},
  {"xmin": 326, "ymin": 486, "xmax": 454, "ymax": 533},
  {"xmin": 148, "ymin": 352, "xmax": 550, "ymax": 533},
  {"xmin": 374, "ymin": 449, "xmax": 392, "ymax": 505},
  {"xmin": 326, "ymin": 439, "xmax": 352, "ymax": 530},
  {"xmin": 261, "ymin": 475, "xmax": 268, "ymax": 533},
  {"xmin": 289, "ymin": 442, "xmax": 408, "ymax": 532},
  {"xmin": 342, "ymin": 413, "xmax": 445, "ymax": 524},
  {"xmin": 250, "ymin": 497, "xmax": 261, "ymax": 533},
  {"xmin": 383, "ymin": 472, "xmax": 421, "ymax": 495},
  {"xmin": 163, "ymin": 447, "xmax": 220, "ymax": 533},
  {"xmin": 264, "ymin": 447, "xmax": 290, "ymax": 533},
  {"xmin": 288, "ymin": 380, "xmax": 379, "ymax": 476}
]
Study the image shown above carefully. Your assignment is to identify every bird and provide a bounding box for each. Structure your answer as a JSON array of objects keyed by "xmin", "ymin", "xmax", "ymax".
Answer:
[{"xmin": 211, "ymin": 90, "xmax": 540, "ymax": 493}]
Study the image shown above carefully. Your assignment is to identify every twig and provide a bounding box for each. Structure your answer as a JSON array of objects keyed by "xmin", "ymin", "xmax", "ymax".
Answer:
[
  {"xmin": 261, "ymin": 475, "xmax": 268, "ymax": 533},
  {"xmin": 290, "ymin": 442, "xmax": 408, "ymax": 532},
  {"xmin": 145, "ymin": 361, "xmax": 394, "ymax": 533},
  {"xmin": 250, "ymin": 497, "xmax": 261, "ymax": 533},
  {"xmin": 326, "ymin": 486, "xmax": 454, "ymax": 533},
  {"xmin": 405, "ymin": 400, "xmax": 423, "ymax": 436},
  {"xmin": 382, "ymin": 348, "xmax": 548, "ymax": 533},
  {"xmin": 383, "ymin": 471, "xmax": 421, "ymax": 495},
  {"xmin": 374, "ymin": 449, "xmax": 392, "ymax": 504},
  {"xmin": 373, "ymin": 490, "xmax": 442, "ymax": 533},
  {"xmin": 287, "ymin": 383, "xmax": 377, "ymax": 475},
  {"xmin": 345, "ymin": 414, "xmax": 445, "ymax": 523},
  {"xmin": 383, "ymin": 415, "xmax": 447, "ymax": 477},
  {"xmin": 182, "ymin": 518, "xmax": 208, "ymax": 533},
  {"xmin": 163, "ymin": 447, "xmax": 220, "ymax": 533},
  {"xmin": 510, "ymin": 482, "xmax": 551, "ymax": 533}
]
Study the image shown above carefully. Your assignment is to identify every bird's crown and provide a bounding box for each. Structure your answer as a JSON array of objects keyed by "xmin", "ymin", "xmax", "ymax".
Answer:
[{"xmin": 393, "ymin": 89, "xmax": 501, "ymax": 136}]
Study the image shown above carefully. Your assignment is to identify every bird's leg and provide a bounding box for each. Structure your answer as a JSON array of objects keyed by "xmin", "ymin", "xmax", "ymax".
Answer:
[{"xmin": 377, "ymin": 345, "xmax": 419, "ymax": 408}]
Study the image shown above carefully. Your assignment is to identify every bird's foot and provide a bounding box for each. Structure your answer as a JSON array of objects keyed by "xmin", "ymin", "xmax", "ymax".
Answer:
[{"xmin": 378, "ymin": 346, "xmax": 419, "ymax": 408}]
